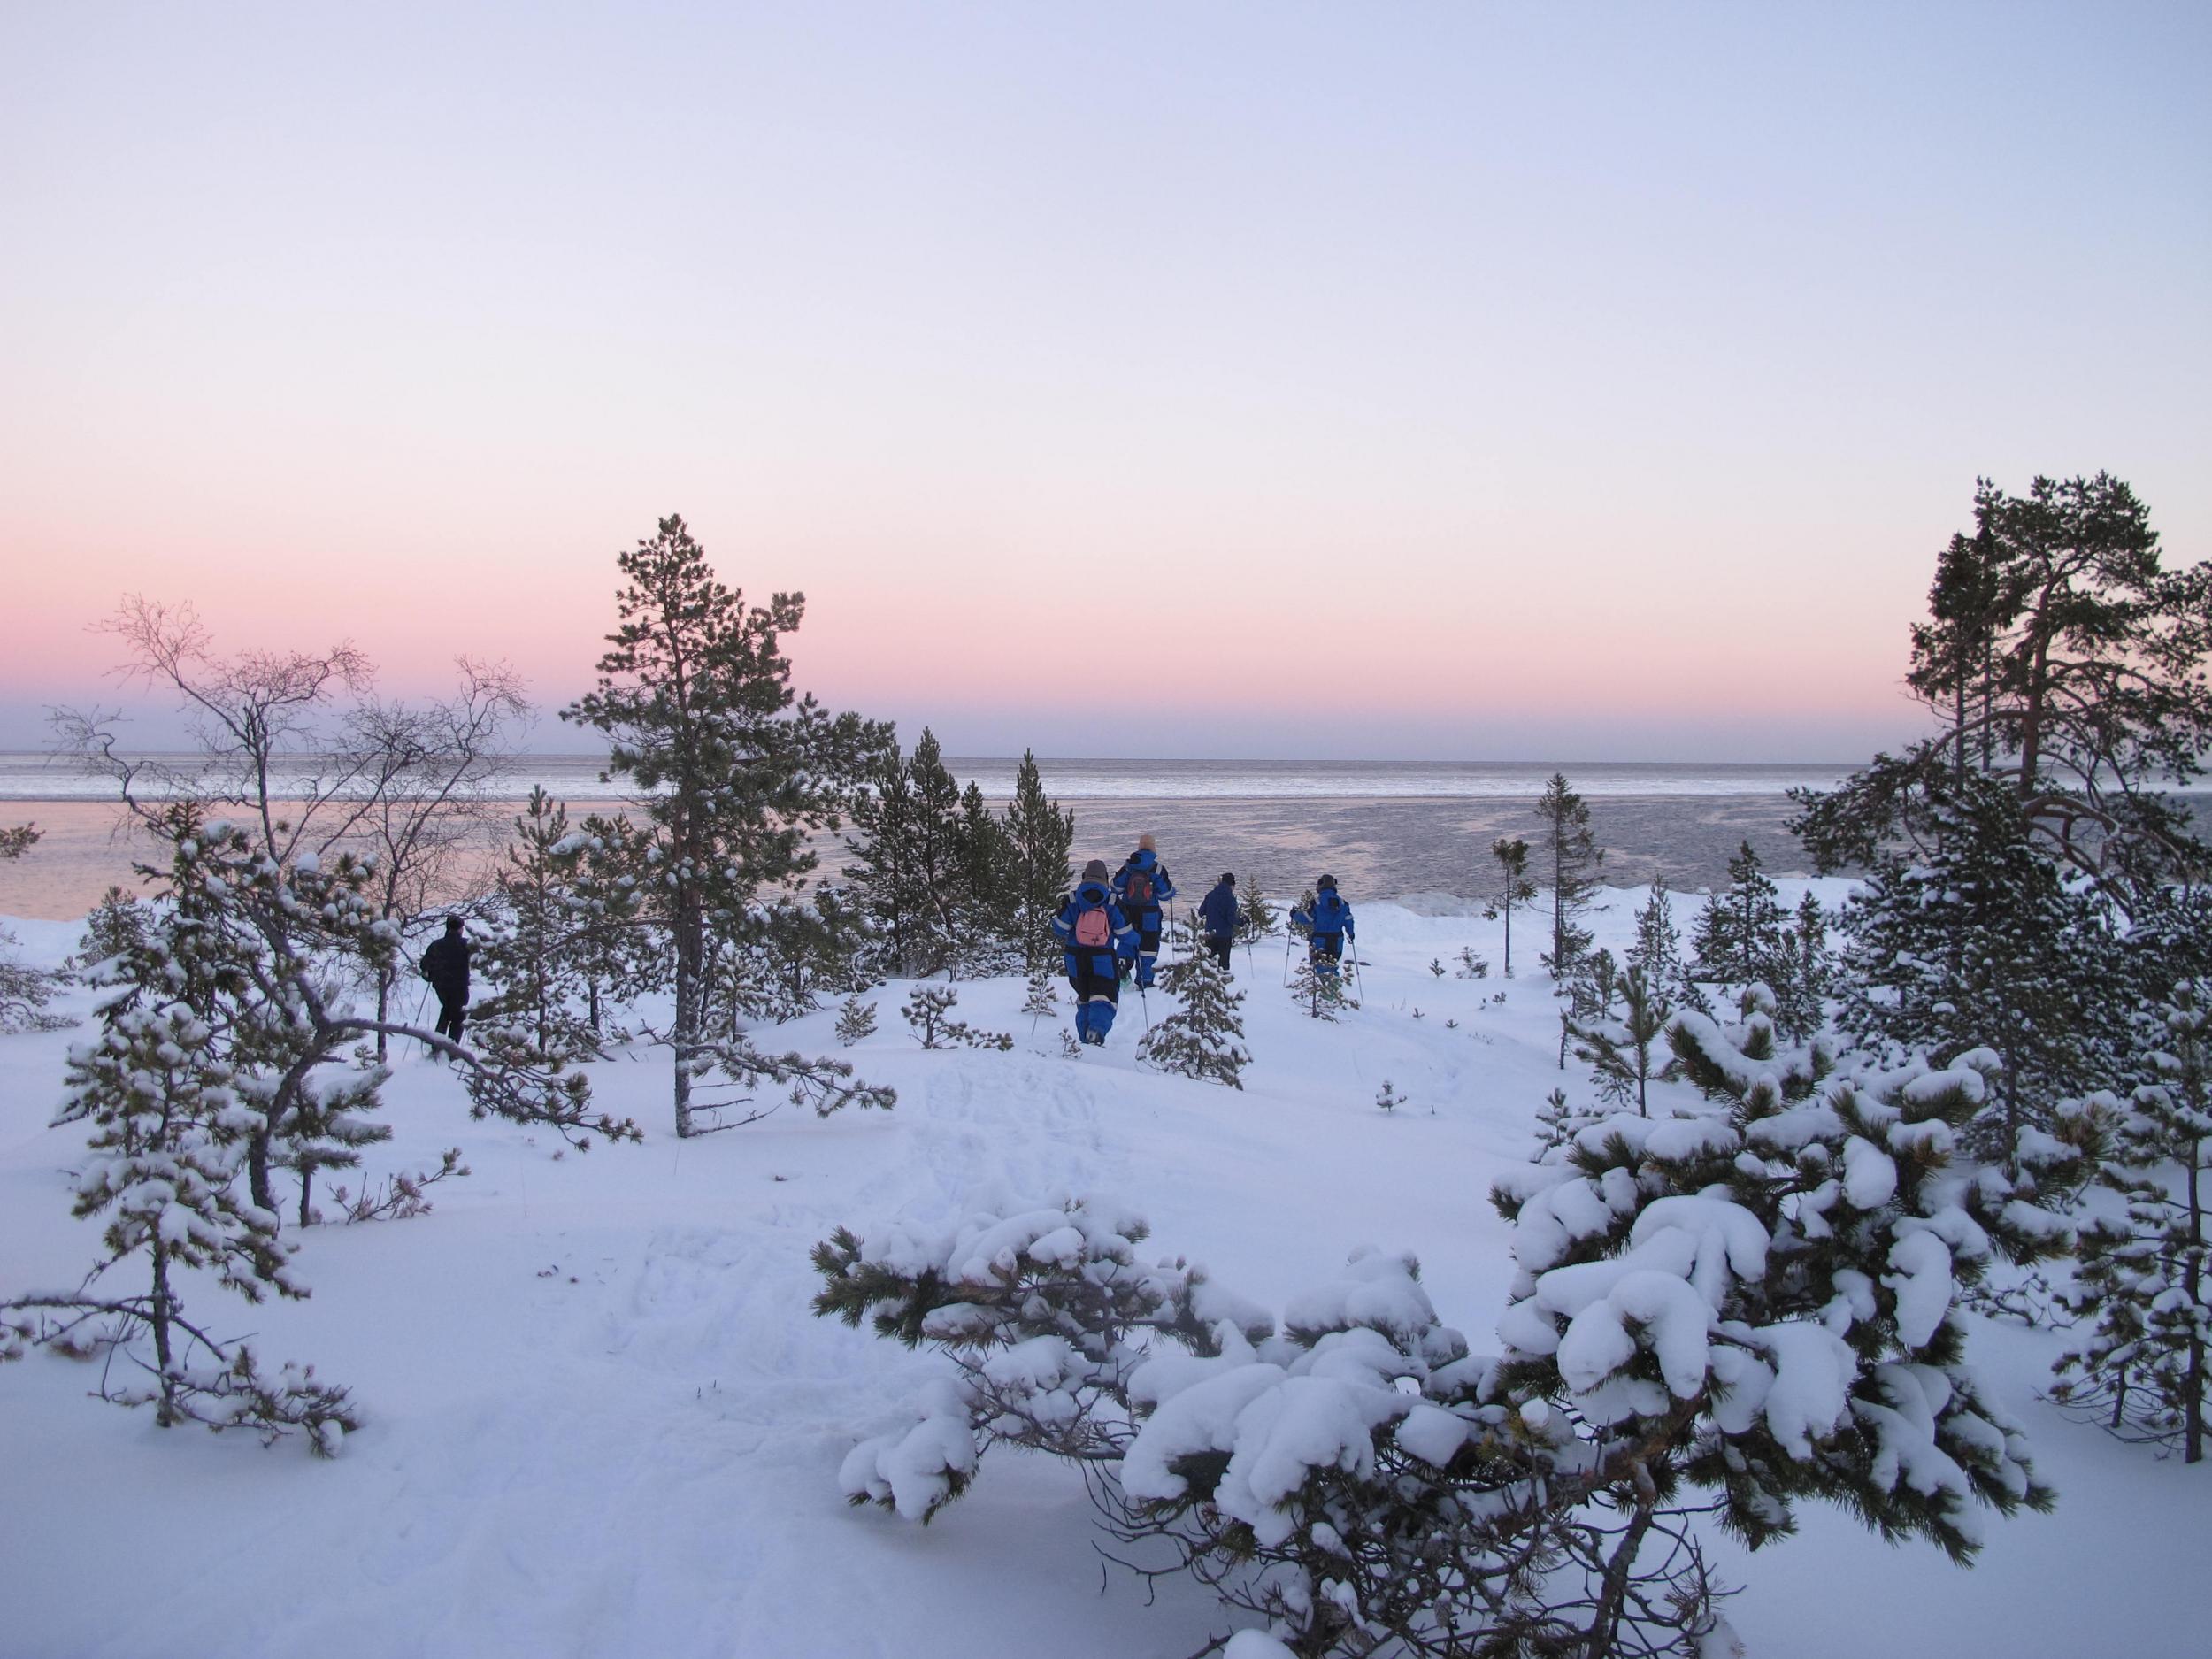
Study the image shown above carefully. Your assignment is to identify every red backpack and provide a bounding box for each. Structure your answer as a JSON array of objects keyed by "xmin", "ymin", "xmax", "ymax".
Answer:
[
  {"xmin": 1073, "ymin": 904, "xmax": 1112, "ymax": 948},
  {"xmin": 1123, "ymin": 867, "xmax": 1154, "ymax": 911}
]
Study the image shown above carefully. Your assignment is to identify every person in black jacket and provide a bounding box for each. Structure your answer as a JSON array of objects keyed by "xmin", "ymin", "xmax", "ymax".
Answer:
[
  {"xmin": 1196, "ymin": 873, "xmax": 1239, "ymax": 971},
  {"xmin": 420, "ymin": 915, "xmax": 472, "ymax": 1049}
]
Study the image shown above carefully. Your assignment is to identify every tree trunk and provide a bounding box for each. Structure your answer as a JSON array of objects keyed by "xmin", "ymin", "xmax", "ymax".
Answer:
[
  {"xmin": 149, "ymin": 1240, "xmax": 178, "ymax": 1426},
  {"xmin": 2187, "ymin": 1139, "xmax": 2203, "ymax": 1464},
  {"xmin": 672, "ymin": 892, "xmax": 701, "ymax": 1138},
  {"xmin": 249, "ymin": 1129, "xmax": 275, "ymax": 1214},
  {"xmin": 374, "ymin": 962, "xmax": 393, "ymax": 1064}
]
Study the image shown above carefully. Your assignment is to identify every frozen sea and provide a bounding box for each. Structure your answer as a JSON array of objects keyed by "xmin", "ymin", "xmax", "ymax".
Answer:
[{"xmin": 10, "ymin": 750, "xmax": 2177, "ymax": 919}]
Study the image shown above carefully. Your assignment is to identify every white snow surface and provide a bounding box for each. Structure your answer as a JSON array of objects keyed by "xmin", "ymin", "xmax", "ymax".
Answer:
[{"xmin": 0, "ymin": 885, "xmax": 2200, "ymax": 1657}]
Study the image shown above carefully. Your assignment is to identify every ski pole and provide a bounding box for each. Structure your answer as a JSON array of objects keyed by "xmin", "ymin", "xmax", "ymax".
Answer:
[
  {"xmin": 1352, "ymin": 943, "xmax": 1366, "ymax": 1005},
  {"xmin": 1281, "ymin": 930, "xmax": 1294, "ymax": 987},
  {"xmin": 1137, "ymin": 980, "xmax": 1151, "ymax": 1033}
]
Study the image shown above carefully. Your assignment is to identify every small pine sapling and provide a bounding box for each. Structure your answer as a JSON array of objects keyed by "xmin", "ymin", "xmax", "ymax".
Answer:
[
  {"xmin": 835, "ymin": 997, "xmax": 879, "ymax": 1046},
  {"xmin": 1235, "ymin": 875, "xmax": 1279, "ymax": 948},
  {"xmin": 1374, "ymin": 1079, "xmax": 1406, "ymax": 1113},
  {"xmin": 901, "ymin": 984, "xmax": 1013, "ymax": 1051},
  {"xmin": 1455, "ymin": 946, "xmax": 1490, "ymax": 979},
  {"xmin": 1567, "ymin": 962, "xmax": 1677, "ymax": 1118},
  {"xmin": 1020, "ymin": 963, "xmax": 1058, "ymax": 1019},
  {"xmin": 1138, "ymin": 949, "xmax": 1250, "ymax": 1087},
  {"xmin": 1287, "ymin": 953, "xmax": 1351, "ymax": 1021},
  {"xmin": 1428, "ymin": 956, "xmax": 1447, "ymax": 979}
]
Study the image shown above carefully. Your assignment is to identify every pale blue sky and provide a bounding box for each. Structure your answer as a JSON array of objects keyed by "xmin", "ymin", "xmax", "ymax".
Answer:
[{"xmin": 2, "ymin": 3, "xmax": 2205, "ymax": 758}]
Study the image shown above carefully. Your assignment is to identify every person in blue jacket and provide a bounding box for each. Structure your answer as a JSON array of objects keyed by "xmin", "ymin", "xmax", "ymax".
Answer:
[
  {"xmin": 1195, "ymin": 872, "xmax": 1239, "ymax": 971},
  {"xmin": 1290, "ymin": 874, "xmax": 1355, "ymax": 981},
  {"xmin": 1111, "ymin": 833, "xmax": 1176, "ymax": 989},
  {"xmin": 1052, "ymin": 859, "xmax": 1140, "ymax": 1044}
]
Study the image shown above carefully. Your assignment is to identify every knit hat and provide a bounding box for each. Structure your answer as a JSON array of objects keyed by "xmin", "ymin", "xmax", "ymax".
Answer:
[
  {"xmin": 1219, "ymin": 872, "xmax": 1235, "ymax": 886},
  {"xmin": 1138, "ymin": 833, "xmax": 1157, "ymax": 852},
  {"xmin": 1317, "ymin": 873, "xmax": 1337, "ymax": 890},
  {"xmin": 1082, "ymin": 859, "xmax": 1110, "ymax": 883}
]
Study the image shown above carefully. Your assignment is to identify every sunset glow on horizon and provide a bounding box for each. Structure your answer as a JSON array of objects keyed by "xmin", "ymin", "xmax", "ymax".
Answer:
[{"xmin": 4, "ymin": 3, "xmax": 2205, "ymax": 761}]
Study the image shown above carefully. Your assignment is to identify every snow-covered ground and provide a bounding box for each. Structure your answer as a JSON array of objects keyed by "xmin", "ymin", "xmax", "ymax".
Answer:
[{"xmin": 0, "ymin": 887, "xmax": 2199, "ymax": 1658}]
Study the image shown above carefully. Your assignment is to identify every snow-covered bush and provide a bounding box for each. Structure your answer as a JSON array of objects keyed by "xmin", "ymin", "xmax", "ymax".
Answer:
[{"xmin": 817, "ymin": 1017, "xmax": 2085, "ymax": 1655}]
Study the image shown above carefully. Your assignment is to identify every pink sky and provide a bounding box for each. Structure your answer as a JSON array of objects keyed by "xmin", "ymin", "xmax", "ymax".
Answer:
[{"xmin": 3, "ymin": 4, "xmax": 2204, "ymax": 759}]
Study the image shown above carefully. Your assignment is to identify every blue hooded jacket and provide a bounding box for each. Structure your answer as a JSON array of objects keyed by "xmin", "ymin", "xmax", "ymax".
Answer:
[
  {"xmin": 1291, "ymin": 887, "xmax": 1355, "ymax": 941},
  {"xmin": 1197, "ymin": 879, "xmax": 1239, "ymax": 939}
]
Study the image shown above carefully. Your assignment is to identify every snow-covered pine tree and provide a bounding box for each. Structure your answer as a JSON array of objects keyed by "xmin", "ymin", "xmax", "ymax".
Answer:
[
  {"xmin": 1688, "ymin": 840, "xmax": 1790, "ymax": 993},
  {"xmin": 73, "ymin": 884, "xmax": 150, "ymax": 973},
  {"xmin": 1489, "ymin": 834, "xmax": 1535, "ymax": 977},
  {"xmin": 956, "ymin": 779, "xmax": 1018, "ymax": 974},
  {"xmin": 907, "ymin": 729, "xmax": 969, "ymax": 973},
  {"xmin": 1235, "ymin": 875, "xmax": 1279, "ymax": 950},
  {"xmin": 2055, "ymin": 980, "xmax": 2212, "ymax": 1461},
  {"xmin": 1495, "ymin": 1014, "xmax": 2083, "ymax": 1608},
  {"xmin": 1532, "ymin": 773, "xmax": 1602, "ymax": 981},
  {"xmin": 842, "ymin": 741, "xmax": 926, "ymax": 978},
  {"xmin": 1837, "ymin": 772, "xmax": 2115, "ymax": 1168},
  {"xmin": 472, "ymin": 787, "xmax": 607, "ymax": 1064},
  {"xmin": 562, "ymin": 515, "xmax": 892, "ymax": 1134},
  {"xmin": 270, "ymin": 1066, "xmax": 392, "ymax": 1229},
  {"xmin": 1138, "ymin": 945, "xmax": 1249, "ymax": 1087},
  {"xmin": 557, "ymin": 810, "xmax": 666, "ymax": 1042},
  {"xmin": 1531, "ymin": 1086, "xmax": 1600, "ymax": 1161},
  {"xmin": 4, "ymin": 824, "xmax": 359, "ymax": 1448},
  {"xmin": 1567, "ymin": 961, "xmax": 1674, "ymax": 1117},
  {"xmin": 1769, "ymin": 889, "xmax": 1834, "ymax": 1044},
  {"xmin": 1002, "ymin": 749, "xmax": 1076, "ymax": 979},
  {"xmin": 1554, "ymin": 947, "xmax": 1615, "ymax": 1072},
  {"xmin": 1625, "ymin": 875, "xmax": 1706, "ymax": 1018}
]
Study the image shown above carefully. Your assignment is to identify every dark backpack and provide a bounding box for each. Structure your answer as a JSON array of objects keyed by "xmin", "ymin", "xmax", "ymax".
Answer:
[{"xmin": 1123, "ymin": 866, "xmax": 1155, "ymax": 912}]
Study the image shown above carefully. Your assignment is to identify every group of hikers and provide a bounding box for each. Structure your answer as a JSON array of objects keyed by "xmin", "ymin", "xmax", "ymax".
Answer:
[
  {"xmin": 1049, "ymin": 833, "xmax": 1356, "ymax": 1046},
  {"xmin": 412, "ymin": 836, "xmax": 1357, "ymax": 1056}
]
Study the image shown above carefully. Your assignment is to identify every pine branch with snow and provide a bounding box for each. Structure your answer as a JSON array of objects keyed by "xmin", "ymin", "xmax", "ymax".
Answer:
[{"xmin": 902, "ymin": 984, "xmax": 1013, "ymax": 1052}]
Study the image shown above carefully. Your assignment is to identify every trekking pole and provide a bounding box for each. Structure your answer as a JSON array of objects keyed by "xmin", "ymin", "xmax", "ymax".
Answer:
[
  {"xmin": 410, "ymin": 980, "xmax": 432, "ymax": 1049},
  {"xmin": 1137, "ymin": 980, "xmax": 1151, "ymax": 1033},
  {"xmin": 1352, "ymin": 943, "xmax": 1367, "ymax": 1005},
  {"xmin": 1281, "ymin": 930, "xmax": 1294, "ymax": 987}
]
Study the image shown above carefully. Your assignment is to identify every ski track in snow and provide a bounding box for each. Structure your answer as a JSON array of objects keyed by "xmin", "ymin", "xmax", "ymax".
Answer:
[{"xmin": 3, "ymin": 886, "xmax": 2204, "ymax": 1659}]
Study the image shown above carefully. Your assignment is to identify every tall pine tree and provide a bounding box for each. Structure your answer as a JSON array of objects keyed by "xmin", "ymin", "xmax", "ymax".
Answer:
[
  {"xmin": 1532, "ymin": 773, "xmax": 1602, "ymax": 981},
  {"xmin": 1002, "ymin": 749, "xmax": 1075, "ymax": 979},
  {"xmin": 563, "ymin": 515, "xmax": 889, "ymax": 1136}
]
